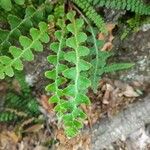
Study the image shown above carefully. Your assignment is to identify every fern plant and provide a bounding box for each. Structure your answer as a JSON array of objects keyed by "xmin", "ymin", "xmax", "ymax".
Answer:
[
  {"xmin": 0, "ymin": 0, "xmax": 149, "ymax": 137},
  {"xmin": 0, "ymin": 71, "xmax": 40, "ymax": 122}
]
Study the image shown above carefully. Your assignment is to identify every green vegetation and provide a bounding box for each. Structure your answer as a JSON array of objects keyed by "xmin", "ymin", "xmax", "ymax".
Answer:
[{"xmin": 0, "ymin": 0, "xmax": 149, "ymax": 137}]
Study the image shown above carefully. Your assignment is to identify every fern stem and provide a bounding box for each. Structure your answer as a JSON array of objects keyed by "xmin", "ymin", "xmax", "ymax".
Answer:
[
  {"xmin": 73, "ymin": 19, "xmax": 80, "ymax": 99},
  {"xmin": 55, "ymin": 30, "xmax": 65, "ymax": 107},
  {"xmin": 72, "ymin": 5, "xmax": 100, "ymax": 91}
]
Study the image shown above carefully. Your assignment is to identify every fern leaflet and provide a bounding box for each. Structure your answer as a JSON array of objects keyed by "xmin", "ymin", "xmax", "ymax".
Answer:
[{"xmin": 0, "ymin": 0, "xmax": 25, "ymax": 11}]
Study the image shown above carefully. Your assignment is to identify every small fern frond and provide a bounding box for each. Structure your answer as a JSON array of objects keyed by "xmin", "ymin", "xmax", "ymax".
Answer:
[
  {"xmin": 0, "ymin": 5, "xmax": 45, "ymax": 52},
  {"xmin": 0, "ymin": 111, "xmax": 18, "ymax": 122},
  {"xmin": 0, "ymin": 22, "xmax": 50, "ymax": 79},
  {"xmin": 102, "ymin": 63, "xmax": 135, "ymax": 73},
  {"xmin": 0, "ymin": 0, "xmax": 25, "ymax": 11},
  {"xmin": 88, "ymin": 0, "xmax": 150, "ymax": 15},
  {"xmin": 72, "ymin": 0, "xmax": 107, "ymax": 34},
  {"xmin": 87, "ymin": 25, "xmax": 134, "ymax": 92},
  {"xmin": 45, "ymin": 11, "xmax": 91, "ymax": 137}
]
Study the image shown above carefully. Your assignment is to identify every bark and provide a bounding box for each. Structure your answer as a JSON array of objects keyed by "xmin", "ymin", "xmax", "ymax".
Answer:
[{"xmin": 91, "ymin": 94, "xmax": 150, "ymax": 149}]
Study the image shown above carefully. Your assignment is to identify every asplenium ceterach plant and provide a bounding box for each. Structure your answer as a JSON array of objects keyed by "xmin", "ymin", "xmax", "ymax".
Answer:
[{"xmin": 45, "ymin": 11, "xmax": 91, "ymax": 137}]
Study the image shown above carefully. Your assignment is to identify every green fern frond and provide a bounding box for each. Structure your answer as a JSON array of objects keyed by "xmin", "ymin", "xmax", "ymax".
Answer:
[
  {"xmin": 0, "ymin": 0, "xmax": 25, "ymax": 11},
  {"xmin": 0, "ymin": 111, "xmax": 18, "ymax": 122},
  {"xmin": 86, "ymin": 25, "xmax": 134, "ymax": 92},
  {"xmin": 72, "ymin": 0, "xmax": 107, "ymax": 34},
  {"xmin": 0, "ymin": 22, "xmax": 50, "ymax": 79},
  {"xmin": 45, "ymin": 11, "xmax": 91, "ymax": 137},
  {"xmin": 0, "ymin": 5, "xmax": 45, "ymax": 52},
  {"xmin": 87, "ymin": 0, "xmax": 150, "ymax": 15},
  {"xmin": 14, "ymin": 71, "xmax": 30, "ymax": 94},
  {"xmin": 5, "ymin": 92, "xmax": 39, "ymax": 116}
]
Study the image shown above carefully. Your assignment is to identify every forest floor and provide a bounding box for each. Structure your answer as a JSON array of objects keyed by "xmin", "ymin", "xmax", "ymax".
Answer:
[{"xmin": 0, "ymin": 12, "xmax": 150, "ymax": 150}]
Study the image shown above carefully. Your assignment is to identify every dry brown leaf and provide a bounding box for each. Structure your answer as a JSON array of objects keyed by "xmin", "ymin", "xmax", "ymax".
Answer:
[
  {"xmin": 24, "ymin": 124, "xmax": 44, "ymax": 133},
  {"xmin": 34, "ymin": 145, "xmax": 48, "ymax": 150},
  {"xmin": 106, "ymin": 23, "xmax": 116, "ymax": 33},
  {"xmin": 123, "ymin": 85, "xmax": 139, "ymax": 97},
  {"xmin": 99, "ymin": 23, "xmax": 116, "ymax": 51},
  {"xmin": 12, "ymin": 79, "xmax": 21, "ymax": 93},
  {"xmin": 101, "ymin": 42, "xmax": 113, "ymax": 51},
  {"xmin": 0, "ymin": 131, "xmax": 19, "ymax": 145},
  {"xmin": 103, "ymin": 84, "xmax": 114, "ymax": 104},
  {"xmin": 98, "ymin": 32, "xmax": 106, "ymax": 40},
  {"xmin": 40, "ymin": 95, "xmax": 54, "ymax": 113}
]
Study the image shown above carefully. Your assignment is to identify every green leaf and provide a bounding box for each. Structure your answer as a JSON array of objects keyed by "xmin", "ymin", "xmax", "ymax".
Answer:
[
  {"xmin": 64, "ymin": 120, "xmax": 83, "ymax": 129},
  {"xmin": 66, "ymin": 37, "xmax": 76, "ymax": 49},
  {"xmin": 78, "ymin": 46, "xmax": 90, "ymax": 56},
  {"xmin": 45, "ymin": 70, "xmax": 56, "ymax": 80},
  {"xmin": 45, "ymin": 83, "xmax": 56, "ymax": 92},
  {"xmin": 13, "ymin": 59, "xmax": 23, "ymax": 70},
  {"xmin": 64, "ymin": 51, "xmax": 76, "ymax": 63},
  {"xmin": 31, "ymin": 40, "xmax": 43, "ymax": 51},
  {"xmin": 4, "ymin": 66, "xmax": 14, "ymax": 77},
  {"xmin": 40, "ymin": 33, "xmax": 49, "ymax": 43},
  {"xmin": 67, "ymin": 11, "xmax": 76, "ymax": 22},
  {"xmin": 75, "ymin": 94, "xmax": 91, "ymax": 105},
  {"xmin": 30, "ymin": 28, "xmax": 40, "ymax": 40},
  {"xmin": 58, "ymin": 64, "xmax": 68, "ymax": 73},
  {"xmin": 78, "ymin": 76, "xmax": 91, "ymax": 90},
  {"xmin": 49, "ymin": 95, "xmax": 60, "ymax": 103},
  {"xmin": 103, "ymin": 63, "xmax": 135, "ymax": 73},
  {"xmin": 22, "ymin": 49, "xmax": 34, "ymax": 61},
  {"xmin": 63, "ymin": 85, "xmax": 75, "ymax": 97},
  {"xmin": 19, "ymin": 36, "xmax": 32, "ymax": 48},
  {"xmin": 47, "ymin": 55, "xmax": 57, "ymax": 65},
  {"xmin": 0, "ymin": 0, "xmax": 12, "ymax": 11},
  {"xmin": 63, "ymin": 67, "xmax": 76, "ymax": 80},
  {"xmin": 39, "ymin": 22, "xmax": 48, "ymax": 32},
  {"xmin": 14, "ymin": 0, "xmax": 25, "ymax": 5},
  {"xmin": 8, "ymin": 15, "xmax": 22, "ymax": 29},
  {"xmin": 72, "ymin": 108, "xmax": 86, "ymax": 119},
  {"xmin": 0, "ymin": 56, "xmax": 12, "ymax": 64},
  {"xmin": 0, "ymin": 71, "xmax": 4, "ymax": 79},
  {"xmin": 9, "ymin": 46, "xmax": 22, "ymax": 58},
  {"xmin": 79, "ymin": 59, "xmax": 91, "ymax": 71},
  {"xmin": 55, "ymin": 101, "xmax": 73, "ymax": 112},
  {"xmin": 76, "ymin": 32, "xmax": 87, "ymax": 43},
  {"xmin": 65, "ymin": 126, "xmax": 78, "ymax": 138},
  {"xmin": 0, "ymin": 29, "xmax": 9, "ymax": 43},
  {"xmin": 50, "ymin": 42, "xmax": 59, "ymax": 53}
]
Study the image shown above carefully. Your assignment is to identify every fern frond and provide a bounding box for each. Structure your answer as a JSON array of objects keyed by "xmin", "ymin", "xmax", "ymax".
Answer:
[
  {"xmin": 87, "ymin": 25, "xmax": 134, "ymax": 92},
  {"xmin": 72, "ymin": 0, "xmax": 107, "ymax": 33},
  {"xmin": 0, "ymin": 22, "xmax": 49, "ymax": 79},
  {"xmin": 45, "ymin": 11, "xmax": 91, "ymax": 137},
  {"xmin": 0, "ymin": 111, "xmax": 18, "ymax": 122},
  {"xmin": 0, "ymin": 0, "xmax": 25, "ymax": 11},
  {"xmin": 88, "ymin": 0, "xmax": 150, "ymax": 15},
  {"xmin": 0, "ymin": 5, "xmax": 45, "ymax": 52}
]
